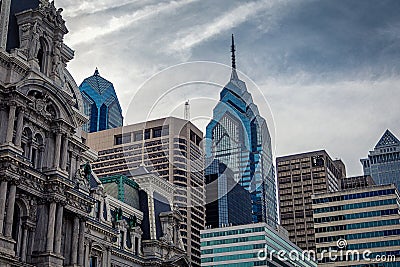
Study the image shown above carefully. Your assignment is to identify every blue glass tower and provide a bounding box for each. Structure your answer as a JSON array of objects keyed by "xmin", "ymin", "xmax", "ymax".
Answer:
[
  {"xmin": 79, "ymin": 69, "xmax": 123, "ymax": 132},
  {"xmin": 205, "ymin": 35, "xmax": 277, "ymax": 227},
  {"xmin": 361, "ymin": 129, "xmax": 400, "ymax": 190}
]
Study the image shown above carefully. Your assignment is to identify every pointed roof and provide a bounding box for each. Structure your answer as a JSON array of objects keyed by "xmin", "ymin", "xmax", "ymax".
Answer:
[
  {"xmin": 375, "ymin": 129, "xmax": 400, "ymax": 148},
  {"xmin": 83, "ymin": 68, "xmax": 113, "ymax": 95}
]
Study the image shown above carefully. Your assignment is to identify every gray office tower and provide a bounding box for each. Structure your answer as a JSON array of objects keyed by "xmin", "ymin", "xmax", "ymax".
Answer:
[{"xmin": 361, "ymin": 129, "xmax": 400, "ymax": 190}]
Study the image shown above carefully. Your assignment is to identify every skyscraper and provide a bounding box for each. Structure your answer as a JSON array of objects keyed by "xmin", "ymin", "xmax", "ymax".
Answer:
[
  {"xmin": 205, "ymin": 35, "xmax": 277, "ymax": 227},
  {"xmin": 276, "ymin": 150, "xmax": 345, "ymax": 251},
  {"xmin": 79, "ymin": 69, "xmax": 123, "ymax": 132},
  {"xmin": 205, "ymin": 160, "xmax": 252, "ymax": 228},
  {"xmin": 361, "ymin": 129, "xmax": 400, "ymax": 190},
  {"xmin": 313, "ymin": 184, "xmax": 400, "ymax": 266},
  {"xmin": 87, "ymin": 117, "xmax": 205, "ymax": 267}
]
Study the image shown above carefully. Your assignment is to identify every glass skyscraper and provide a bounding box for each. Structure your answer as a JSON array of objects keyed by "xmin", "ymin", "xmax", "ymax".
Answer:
[
  {"xmin": 361, "ymin": 129, "xmax": 400, "ymax": 190},
  {"xmin": 79, "ymin": 69, "xmax": 123, "ymax": 132},
  {"xmin": 205, "ymin": 36, "xmax": 277, "ymax": 227}
]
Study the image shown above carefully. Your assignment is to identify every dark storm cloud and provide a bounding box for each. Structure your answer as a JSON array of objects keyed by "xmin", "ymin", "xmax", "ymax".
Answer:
[{"xmin": 57, "ymin": 0, "xmax": 400, "ymax": 175}]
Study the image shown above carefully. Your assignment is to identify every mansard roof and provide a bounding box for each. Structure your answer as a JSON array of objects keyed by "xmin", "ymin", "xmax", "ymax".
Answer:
[{"xmin": 375, "ymin": 129, "xmax": 400, "ymax": 148}]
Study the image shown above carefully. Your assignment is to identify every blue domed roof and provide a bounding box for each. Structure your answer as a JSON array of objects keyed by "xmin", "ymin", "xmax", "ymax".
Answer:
[{"xmin": 82, "ymin": 68, "xmax": 114, "ymax": 95}]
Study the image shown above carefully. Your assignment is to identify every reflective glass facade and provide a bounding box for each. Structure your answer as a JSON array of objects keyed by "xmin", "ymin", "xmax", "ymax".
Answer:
[
  {"xmin": 79, "ymin": 69, "xmax": 123, "ymax": 132},
  {"xmin": 205, "ymin": 160, "xmax": 252, "ymax": 228},
  {"xmin": 361, "ymin": 130, "xmax": 400, "ymax": 190},
  {"xmin": 205, "ymin": 68, "xmax": 277, "ymax": 227}
]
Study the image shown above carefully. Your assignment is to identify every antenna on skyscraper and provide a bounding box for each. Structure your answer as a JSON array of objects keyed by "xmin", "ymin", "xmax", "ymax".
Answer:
[
  {"xmin": 230, "ymin": 34, "xmax": 239, "ymax": 80},
  {"xmin": 231, "ymin": 34, "xmax": 236, "ymax": 69},
  {"xmin": 184, "ymin": 100, "xmax": 190, "ymax": 121}
]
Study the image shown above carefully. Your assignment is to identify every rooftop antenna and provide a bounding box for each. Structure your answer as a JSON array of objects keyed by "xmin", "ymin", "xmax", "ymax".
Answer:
[
  {"xmin": 231, "ymin": 34, "xmax": 236, "ymax": 69},
  {"xmin": 230, "ymin": 34, "xmax": 239, "ymax": 80},
  {"xmin": 184, "ymin": 100, "xmax": 190, "ymax": 121}
]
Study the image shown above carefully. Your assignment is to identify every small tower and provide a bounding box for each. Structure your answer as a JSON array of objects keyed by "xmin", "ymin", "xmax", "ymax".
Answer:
[{"xmin": 184, "ymin": 100, "xmax": 190, "ymax": 121}]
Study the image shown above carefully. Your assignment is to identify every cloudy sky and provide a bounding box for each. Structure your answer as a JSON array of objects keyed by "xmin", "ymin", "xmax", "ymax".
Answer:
[{"xmin": 57, "ymin": 0, "xmax": 400, "ymax": 176}]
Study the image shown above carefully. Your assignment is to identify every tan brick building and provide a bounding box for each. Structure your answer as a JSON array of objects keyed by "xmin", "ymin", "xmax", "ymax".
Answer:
[{"xmin": 276, "ymin": 150, "xmax": 345, "ymax": 251}]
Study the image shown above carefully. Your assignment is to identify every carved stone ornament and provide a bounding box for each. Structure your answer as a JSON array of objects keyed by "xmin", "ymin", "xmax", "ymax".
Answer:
[{"xmin": 74, "ymin": 164, "xmax": 90, "ymax": 191}]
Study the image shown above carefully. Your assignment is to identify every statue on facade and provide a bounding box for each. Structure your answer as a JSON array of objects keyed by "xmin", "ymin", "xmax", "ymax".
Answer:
[
  {"xmin": 28, "ymin": 22, "xmax": 40, "ymax": 60},
  {"xmin": 114, "ymin": 207, "xmax": 123, "ymax": 221},
  {"xmin": 128, "ymin": 215, "xmax": 137, "ymax": 229},
  {"xmin": 75, "ymin": 162, "xmax": 91, "ymax": 191},
  {"xmin": 52, "ymin": 41, "xmax": 62, "ymax": 75}
]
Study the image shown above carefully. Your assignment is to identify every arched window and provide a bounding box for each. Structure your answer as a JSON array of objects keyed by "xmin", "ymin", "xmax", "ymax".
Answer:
[
  {"xmin": 21, "ymin": 128, "xmax": 32, "ymax": 159},
  {"xmin": 38, "ymin": 37, "xmax": 49, "ymax": 74}
]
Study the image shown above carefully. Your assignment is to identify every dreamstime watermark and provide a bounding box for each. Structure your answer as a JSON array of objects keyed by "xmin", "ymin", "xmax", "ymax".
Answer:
[{"xmin": 257, "ymin": 239, "xmax": 397, "ymax": 263}]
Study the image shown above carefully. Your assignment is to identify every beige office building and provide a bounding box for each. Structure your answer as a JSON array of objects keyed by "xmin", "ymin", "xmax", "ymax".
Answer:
[
  {"xmin": 87, "ymin": 117, "xmax": 205, "ymax": 267},
  {"xmin": 276, "ymin": 150, "xmax": 345, "ymax": 252},
  {"xmin": 312, "ymin": 184, "xmax": 400, "ymax": 266}
]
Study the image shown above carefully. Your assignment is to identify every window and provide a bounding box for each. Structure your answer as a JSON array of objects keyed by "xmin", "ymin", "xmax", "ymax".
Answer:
[
  {"xmin": 133, "ymin": 131, "xmax": 143, "ymax": 142},
  {"xmin": 153, "ymin": 127, "xmax": 162, "ymax": 138},
  {"xmin": 144, "ymin": 129, "xmax": 151, "ymax": 139},
  {"xmin": 90, "ymin": 256, "xmax": 97, "ymax": 267},
  {"xmin": 114, "ymin": 133, "xmax": 131, "ymax": 145}
]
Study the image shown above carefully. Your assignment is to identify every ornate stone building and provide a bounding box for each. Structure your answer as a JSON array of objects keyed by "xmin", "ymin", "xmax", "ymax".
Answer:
[{"xmin": 0, "ymin": 0, "xmax": 189, "ymax": 266}]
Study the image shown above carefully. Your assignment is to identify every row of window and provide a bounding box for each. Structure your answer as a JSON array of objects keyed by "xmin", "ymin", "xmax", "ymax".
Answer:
[
  {"xmin": 202, "ymin": 243, "xmax": 264, "ymax": 255},
  {"xmin": 201, "ymin": 235, "xmax": 265, "ymax": 247},
  {"xmin": 317, "ymin": 239, "xmax": 400, "ymax": 253},
  {"xmin": 316, "ymin": 229, "xmax": 400, "ymax": 243},
  {"xmin": 314, "ymin": 198, "xmax": 398, "ymax": 214},
  {"xmin": 314, "ymin": 209, "xmax": 399, "ymax": 223},
  {"xmin": 202, "ymin": 252, "xmax": 258, "ymax": 263},
  {"xmin": 315, "ymin": 219, "xmax": 400, "ymax": 233},
  {"xmin": 201, "ymin": 227, "xmax": 265, "ymax": 239},
  {"xmin": 313, "ymin": 189, "xmax": 396, "ymax": 204}
]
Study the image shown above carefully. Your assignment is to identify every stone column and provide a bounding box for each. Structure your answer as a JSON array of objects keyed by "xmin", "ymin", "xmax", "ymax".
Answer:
[
  {"xmin": 70, "ymin": 152, "xmax": 77, "ymax": 178},
  {"xmin": 60, "ymin": 136, "xmax": 69, "ymax": 171},
  {"xmin": 75, "ymin": 155, "xmax": 81, "ymax": 173},
  {"xmin": 53, "ymin": 132, "xmax": 62, "ymax": 169},
  {"xmin": 138, "ymin": 237, "xmax": 142, "ymax": 256},
  {"xmin": 14, "ymin": 108, "xmax": 24, "ymax": 147},
  {"xmin": 78, "ymin": 220, "xmax": 85, "ymax": 265},
  {"xmin": 123, "ymin": 229, "xmax": 128, "ymax": 250},
  {"xmin": 20, "ymin": 225, "xmax": 29, "ymax": 262},
  {"xmin": 107, "ymin": 247, "xmax": 111, "ymax": 266},
  {"xmin": 38, "ymin": 147, "xmax": 45, "ymax": 171},
  {"xmin": 71, "ymin": 216, "xmax": 79, "ymax": 264},
  {"xmin": 0, "ymin": 0, "xmax": 12, "ymax": 50},
  {"xmin": 131, "ymin": 234, "xmax": 136, "ymax": 254},
  {"xmin": 0, "ymin": 105, "xmax": 7, "ymax": 143},
  {"xmin": 46, "ymin": 202, "xmax": 56, "ymax": 252},
  {"xmin": 84, "ymin": 242, "xmax": 90, "ymax": 267},
  {"xmin": 27, "ymin": 226, "xmax": 35, "ymax": 263},
  {"xmin": 0, "ymin": 181, "xmax": 8, "ymax": 234},
  {"xmin": 54, "ymin": 204, "xmax": 64, "ymax": 254},
  {"xmin": 99, "ymin": 200, "xmax": 105, "ymax": 221},
  {"xmin": 5, "ymin": 105, "xmax": 16, "ymax": 143},
  {"xmin": 4, "ymin": 183, "xmax": 16, "ymax": 237}
]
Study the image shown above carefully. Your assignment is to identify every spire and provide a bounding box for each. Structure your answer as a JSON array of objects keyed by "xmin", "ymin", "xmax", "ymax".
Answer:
[
  {"xmin": 230, "ymin": 34, "xmax": 239, "ymax": 81},
  {"xmin": 231, "ymin": 34, "xmax": 236, "ymax": 69},
  {"xmin": 94, "ymin": 67, "xmax": 99, "ymax": 76}
]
